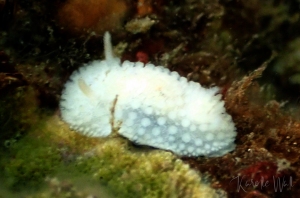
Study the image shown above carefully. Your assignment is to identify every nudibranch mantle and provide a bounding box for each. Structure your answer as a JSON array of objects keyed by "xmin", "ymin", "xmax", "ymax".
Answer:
[{"xmin": 60, "ymin": 32, "xmax": 237, "ymax": 157}]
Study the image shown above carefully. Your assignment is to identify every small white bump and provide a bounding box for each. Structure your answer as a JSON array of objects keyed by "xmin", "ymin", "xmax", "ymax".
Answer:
[
  {"xmin": 144, "ymin": 134, "xmax": 151, "ymax": 140},
  {"xmin": 128, "ymin": 112, "xmax": 137, "ymax": 120},
  {"xmin": 157, "ymin": 117, "xmax": 166, "ymax": 125},
  {"xmin": 168, "ymin": 136, "xmax": 175, "ymax": 142},
  {"xmin": 92, "ymin": 124, "xmax": 99, "ymax": 129},
  {"xmin": 125, "ymin": 119, "xmax": 134, "ymax": 126},
  {"xmin": 168, "ymin": 111, "xmax": 176, "ymax": 120},
  {"xmin": 135, "ymin": 62, "xmax": 144, "ymax": 68},
  {"xmin": 170, "ymin": 71, "xmax": 180, "ymax": 79},
  {"xmin": 199, "ymin": 124, "xmax": 208, "ymax": 132},
  {"xmin": 175, "ymin": 99, "xmax": 183, "ymax": 107},
  {"xmin": 168, "ymin": 143, "xmax": 176, "ymax": 150},
  {"xmin": 130, "ymin": 135, "xmax": 137, "ymax": 141},
  {"xmin": 216, "ymin": 132, "xmax": 225, "ymax": 139},
  {"xmin": 114, "ymin": 108, "xmax": 123, "ymax": 118},
  {"xmin": 179, "ymin": 76, "xmax": 187, "ymax": 83},
  {"xmin": 205, "ymin": 133, "xmax": 214, "ymax": 141},
  {"xmin": 137, "ymin": 128, "xmax": 145, "ymax": 135},
  {"xmin": 195, "ymin": 139, "xmax": 203, "ymax": 146},
  {"xmin": 131, "ymin": 102, "xmax": 140, "ymax": 109},
  {"xmin": 182, "ymin": 133, "xmax": 191, "ymax": 143},
  {"xmin": 155, "ymin": 66, "xmax": 164, "ymax": 72},
  {"xmin": 190, "ymin": 125, "xmax": 196, "ymax": 131},
  {"xmin": 211, "ymin": 146, "xmax": 218, "ymax": 151},
  {"xmin": 141, "ymin": 117, "xmax": 151, "ymax": 127},
  {"xmin": 181, "ymin": 118, "xmax": 190, "ymax": 128},
  {"xmin": 144, "ymin": 107, "xmax": 153, "ymax": 115},
  {"xmin": 218, "ymin": 142, "xmax": 226, "ymax": 147},
  {"xmin": 196, "ymin": 148, "xmax": 202, "ymax": 154},
  {"xmin": 168, "ymin": 125, "xmax": 178, "ymax": 134},
  {"xmin": 156, "ymin": 137, "xmax": 163, "ymax": 143},
  {"xmin": 178, "ymin": 144, "xmax": 185, "ymax": 150},
  {"xmin": 204, "ymin": 144, "xmax": 211, "ymax": 150},
  {"xmin": 213, "ymin": 141, "xmax": 220, "ymax": 147},
  {"xmin": 187, "ymin": 146, "xmax": 194, "ymax": 153},
  {"xmin": 152, "ymin": 127, "xmax": 160, "ymax": 136},
  {"xmin": 145, "ymin": 63, "xmax": 155, "ymax": 69}
]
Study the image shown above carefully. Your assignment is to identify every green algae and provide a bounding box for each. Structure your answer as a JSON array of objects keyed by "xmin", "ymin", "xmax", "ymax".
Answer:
[
  {"xmin": 0, "ymin": 115, "xmax": 221, "ymax": 197},
  {"xmin": 73, "ymin": 138, "xmax": 213, "ymax": 198},
  {"xmin": 2, "ymin": 138, "xmax": 61, "ymax": 190},
  {"xmin": 0, "ymin": 87, "xmax": 39, "ymax": 149},
  {"xmin": 63, "ymin": 129, "xmax": 221, "ymax": 198}
]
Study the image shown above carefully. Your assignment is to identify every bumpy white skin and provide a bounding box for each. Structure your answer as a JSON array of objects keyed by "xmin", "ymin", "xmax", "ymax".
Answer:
[{"xmin": 60, "ymin": 32, "xmax": 237, "ymax": 157}]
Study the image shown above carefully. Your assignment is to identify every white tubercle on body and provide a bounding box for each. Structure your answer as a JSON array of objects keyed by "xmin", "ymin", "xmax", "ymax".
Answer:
[{"xmin": 60, "ymin": 32, "xmax": 237, "ymax": 157}]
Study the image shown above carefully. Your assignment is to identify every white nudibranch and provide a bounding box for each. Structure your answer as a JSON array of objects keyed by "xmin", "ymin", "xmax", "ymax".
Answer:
[{"xmin": 60, "ymin": 32, "xmax": 237, "ymax": 157}]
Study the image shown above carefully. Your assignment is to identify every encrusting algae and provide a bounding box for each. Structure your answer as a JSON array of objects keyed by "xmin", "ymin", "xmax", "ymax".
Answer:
[{"xmin": 0, "ymin": 114, "xmax": 223, "ymax": 198}]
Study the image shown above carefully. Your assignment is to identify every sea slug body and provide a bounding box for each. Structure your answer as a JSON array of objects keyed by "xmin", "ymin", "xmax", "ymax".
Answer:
[{"xmin": 60, "ymin": 32, "xmax": 237, "ymax": 157}]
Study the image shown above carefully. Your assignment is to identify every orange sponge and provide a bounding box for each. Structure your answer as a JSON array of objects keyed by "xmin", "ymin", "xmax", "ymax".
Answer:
[{"xmin": 57, "ymin": 0, "xmax": 128, "ymax": 34}]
